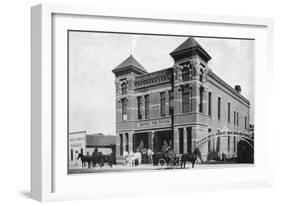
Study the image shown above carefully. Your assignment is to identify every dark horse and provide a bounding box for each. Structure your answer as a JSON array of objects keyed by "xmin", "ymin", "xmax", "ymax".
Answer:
[
  {"xmin": 77, "ymin": 153, "xmax": 92, "ymax": 168},
  {"xmin": 92, "ymin": 149, "xmax": 103, "ymax": 167},
  {"xmin": 181, "ymin": 148, "xmax": 203, "ymax": 168},
  {"xmin": 92, "ymin": 149, "xmax": 115, "ymax": 168}
]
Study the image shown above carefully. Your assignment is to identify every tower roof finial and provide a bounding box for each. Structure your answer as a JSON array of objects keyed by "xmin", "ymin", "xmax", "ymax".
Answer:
[
  {"xmin": 170, "ymin": 37, "xmax": 211, "ymax": 62},
  {"xmin": 112, "ymin": 55, "xmax": 147, "ymax": 75}
]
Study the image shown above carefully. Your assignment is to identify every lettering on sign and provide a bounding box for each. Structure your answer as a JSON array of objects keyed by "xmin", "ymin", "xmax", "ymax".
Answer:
[
  {"xmin": 137, "ymin": 119, "xmax": 171, "ymax": 128},
  {"xmin": 196, "ymin": 130, "xmax": 253, "ymax": 146},
  {"xmin": 69, "ymin": 137, "xmax": 85, "ymax": 142},
  {"xmin": 71, "ymin": 143, "xmax": 83, "ymax": 147}
]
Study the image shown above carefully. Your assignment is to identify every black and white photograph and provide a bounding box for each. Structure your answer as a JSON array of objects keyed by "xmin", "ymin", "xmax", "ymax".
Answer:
[{"xmin": 67, "ymin": 31, "xmax": 255, "ymax": 174}]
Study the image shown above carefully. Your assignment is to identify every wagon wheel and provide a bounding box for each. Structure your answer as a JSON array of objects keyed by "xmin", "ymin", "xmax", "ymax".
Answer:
[
  {"xmin": 169, "ymin": 159, "xmax": 177, "ymax": 169},
  {"xmin": 158, "ymin": 158, "xmax": 166, "ymax": 169}
]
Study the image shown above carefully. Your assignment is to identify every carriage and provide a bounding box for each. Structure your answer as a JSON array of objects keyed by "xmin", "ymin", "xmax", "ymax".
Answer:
[
  {"xmin": 77, "ymin": 149, "xmax": 115, "ymax": 168},
  {"xmin": 152, "ymin": 151, "xmax": 180, "ymax": 169}
]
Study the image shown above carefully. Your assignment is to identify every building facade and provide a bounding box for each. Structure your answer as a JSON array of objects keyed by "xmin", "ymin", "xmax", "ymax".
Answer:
[
  {"xmin": 69, "ymin": 131, "xmax": 87, "ymax": 169},
  {"xmin": 69, "ymin": 132, "xmax": 117, "ymax": 169},
  {"xmin": 112, "ymin": 37, "xmax": 250, "ymax": 161},
  {"xmin": 86, "ymin": 134, "xmax": 117, "ymax": 164}
]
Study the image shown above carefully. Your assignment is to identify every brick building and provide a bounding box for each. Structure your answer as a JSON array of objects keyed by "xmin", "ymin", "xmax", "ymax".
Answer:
[{"xmin": 112, "ymin": 37, "xmax": 250, "ymax": 161}]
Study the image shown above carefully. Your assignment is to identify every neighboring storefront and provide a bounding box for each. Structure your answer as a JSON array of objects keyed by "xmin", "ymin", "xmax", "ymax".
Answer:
[
  {"xmin": 68, "ymin": 131, "xmax": 86, "ymax": 169},
  {"xmin": 68, "ymin": 132, "xmax": 117, "ymax": 169}
]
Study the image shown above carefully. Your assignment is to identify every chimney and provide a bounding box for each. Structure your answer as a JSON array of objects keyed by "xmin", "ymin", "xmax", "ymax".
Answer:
[{"xmin": 234, "ymin": 85, "xmax": 241, "ymax": 93}]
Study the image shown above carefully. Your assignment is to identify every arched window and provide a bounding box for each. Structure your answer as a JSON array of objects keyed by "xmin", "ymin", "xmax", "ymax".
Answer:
[{"xmin": 121, "ymin": 82, "xmax": 127, "ymax": 95}]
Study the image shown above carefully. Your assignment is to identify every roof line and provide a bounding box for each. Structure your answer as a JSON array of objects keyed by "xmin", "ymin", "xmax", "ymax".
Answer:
[{"xmin": 207, "ymin": 69, "xmax": 250, "ymax": 104}]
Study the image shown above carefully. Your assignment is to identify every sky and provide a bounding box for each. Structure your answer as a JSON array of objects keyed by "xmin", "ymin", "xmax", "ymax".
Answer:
[{"xmin": 69, "ymin": 31, "xmax": 254, "ymax": 135}]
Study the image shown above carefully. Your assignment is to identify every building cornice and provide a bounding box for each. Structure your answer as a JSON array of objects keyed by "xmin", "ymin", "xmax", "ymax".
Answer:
[
  {"xmin": 134, "ymin": 68, "xmax": 172, "ymax": 89},
  {"xmin": 69, "ymin": 130, "xmax": 87, "ymax": 135}
]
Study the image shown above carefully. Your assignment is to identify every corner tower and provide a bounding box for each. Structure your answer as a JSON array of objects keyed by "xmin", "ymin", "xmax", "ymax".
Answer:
[
  {"xmin": 170, "ymin": 37, "xmax": 212, "ymax": 114},
  {"xmin": 112, "ymin": 55, "xmax": 147, "ymax": 160},
  {"xmin": 170, "ymin": 37, "xmax": 212, "ymax": 153},
  {"xmin": 112, "ymin": 55, "xmax": 147, "ymax": 95},
  {"xmin": 112, "ymin": 54, "xmax": 147, "ymax": 120}
]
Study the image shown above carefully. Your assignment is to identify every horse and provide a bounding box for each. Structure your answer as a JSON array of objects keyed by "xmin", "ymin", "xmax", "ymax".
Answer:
[
  {"xmin": 128, "ymin": 151, "xmax": 142, "ymax": 166},
  {"xmin": 77, "ymin": 153, "xmax": 92, "ymax": 168},
  {"xmin": 92, "ymin": 149, "xmax": 103, "ymax": 168},
  {"xmin": 180, "ymin": 148, "xmax": 203, "ymax": 168},
  {"xmin": 123, "ymin": 151, "xmax": 130, "ymax": 164}
]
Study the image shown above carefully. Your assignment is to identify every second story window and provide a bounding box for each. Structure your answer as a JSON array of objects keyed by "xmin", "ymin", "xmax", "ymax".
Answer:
[
  {"xmin": 168, "ymin": 90, "xmax": 174, "ymax": 115},
  {"xmin": 182, "ymin": 87, "xmax": 191, "ymax": 113},
  {"xmin": 237, "ymin": 112, "xmax": 239, "ymax": 126},
  {"xmin": 228, "ymin": 102, "xmax": 231, "ymax": 123},
  {"xmin": 121, "ymin": 82, "xmax": 127, "ymax": 95},
  {"xmin": 245, "ymin": 116, "xmax": 247, "ymax": 129},
  {"xmin": 160, "ymin": 92, "xmax": 166, "ymax": 116},
  {"xmin": 218, "ymin": 97, "xmax": 221, "ymax": 120},
  {"xmin": 234, "ymin": 111, "xmax": 236, "ymax": 125},
  {"xmin": 121, "ymin": 98, "xmax": 127, "ymax": 120},
  {"xmin": 137, "ymin": 96, "xmax": 142, "ymax": 120},
  {"xmin": 144, "ymin": 95, "xmax": 149, "ymax": 119},
  {"xmin": 208, "ymin": 92, "xmax": 212, "ymax": 116}
]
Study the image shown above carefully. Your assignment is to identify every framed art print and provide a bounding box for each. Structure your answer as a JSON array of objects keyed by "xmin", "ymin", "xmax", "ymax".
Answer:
[{"xmin": 31, "ymin": 4, "xmax": 274, "ymax": 201}]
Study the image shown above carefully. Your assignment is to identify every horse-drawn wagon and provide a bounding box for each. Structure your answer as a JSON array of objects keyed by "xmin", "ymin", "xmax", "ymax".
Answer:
[
  {"xmin": 77, "ymin": 148, "xmax": 115, "ymax": 168},
  {"xmin": 152, "ymin": 146, "xmax": 202, "ymax": 169},
  {"xmin": 152, "ymin": 152, "xmax": 180, "ymax": 169}
]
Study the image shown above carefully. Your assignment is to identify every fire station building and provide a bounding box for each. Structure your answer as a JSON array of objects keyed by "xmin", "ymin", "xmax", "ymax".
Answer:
[{"xmin": 112, "ymin": 37, "xmax": 250, "ymax": 161}]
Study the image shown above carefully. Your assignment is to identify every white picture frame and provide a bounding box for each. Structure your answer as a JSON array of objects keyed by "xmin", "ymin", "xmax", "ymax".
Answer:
[{"xmin": 31, "ymin": 3, "xmax": 274, "ymax": 202}]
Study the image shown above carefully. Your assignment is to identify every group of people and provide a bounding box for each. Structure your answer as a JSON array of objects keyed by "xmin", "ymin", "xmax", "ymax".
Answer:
[
  {"xmin": 161, "ymin": 140, "xmax": 173, "ymax": 154},
  {"xmin": 136, "ymin": 139, "xmax": 173, "ymax": 154},
  {"xmin": 131, "ymin": 139, "xmax": 174, "ymax": 165}
]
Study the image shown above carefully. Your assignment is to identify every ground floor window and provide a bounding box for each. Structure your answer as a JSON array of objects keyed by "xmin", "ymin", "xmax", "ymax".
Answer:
[
  {"xmin": 186, "ymin": 127, "xmax": 192, "ymax": 154},
  {"xmin": 216, "ymin": 136, "xmax": 220, "ymax": 152},
  {"xmin": 208, "ymin": 140, "xmax": 211, "ymax": 153},
  {"xmin": 212, "ymin": 139, "xmax": 215, "ymax": 151},
  {"xmin": 179, "ymin": 128, "xmax": 184, "ymax": 154},
  {"xmin": 227, "ymin": 136, "xmax": 230, "ymax": 152},
  {"xmin": 120, "ymin": 134, "xmax": 123, "ymax": 156},
  {"xmin": 71, "ymin": 149, "xmax": 73, "ymax": 161},
  {"xmin": 208, "ymin": 128, "xmax": 211, "ymax": 152},
  {"xmin": 234, "ymin": 136, "xmax": 236, "ymax": 152},
  {"xmin": 125, "ymin": 133, "xmax": 129, "ymax": 152}
]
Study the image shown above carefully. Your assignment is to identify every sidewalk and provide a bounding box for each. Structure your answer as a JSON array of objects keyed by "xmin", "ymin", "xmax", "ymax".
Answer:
[{"xmin": 69, "ymin": 163, "xmax": 253, "ymax": 174}]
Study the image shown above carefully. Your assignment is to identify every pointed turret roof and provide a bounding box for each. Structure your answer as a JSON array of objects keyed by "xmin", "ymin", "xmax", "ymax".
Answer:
[
  {"xmin": 170, "ymin": 37, "xmax": 211, "ymax": 62},
  {"xmin": 112, "ymin": 55, "xmax": 147, "ymax": 75},
  {"xmin": 171, "ymin": 37, "xmax": 202, "ymax": 54}
]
